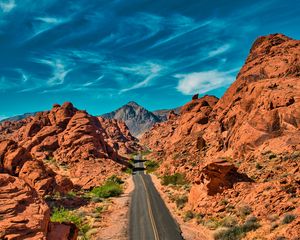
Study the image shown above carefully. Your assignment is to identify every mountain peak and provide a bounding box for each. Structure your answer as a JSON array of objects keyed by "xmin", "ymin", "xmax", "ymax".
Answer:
[
  {"xmin": 126, "ymin": 101, "xmax": 141, "ymax": 108},
  {"xmin": 101, "ymin": 102, "xmax": 179, "ymax": 137}
]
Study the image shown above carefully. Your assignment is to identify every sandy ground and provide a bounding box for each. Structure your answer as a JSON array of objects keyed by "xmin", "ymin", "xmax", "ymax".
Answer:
[
  {"xmin": 150, "ymin": 174, "xmax": 214, "ymax": 240},
  {"xmin": 93, "ymin": 176, "xmax": 134, "ymax": 240}
]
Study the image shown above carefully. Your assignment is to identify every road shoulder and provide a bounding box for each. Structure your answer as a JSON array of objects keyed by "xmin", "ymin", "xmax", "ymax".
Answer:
[
  {"xmin": 93, "ymin": 175, "xmax": 134, "ymax": 240},
  {"xmin": 150, "ymin": 174, "xmax": 214, "ymax": 240}
]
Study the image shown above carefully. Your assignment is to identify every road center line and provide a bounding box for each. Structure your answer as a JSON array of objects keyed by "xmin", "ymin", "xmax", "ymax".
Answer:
[{"xmin": 139, "ymin": 174, "xmax": 160, "ymax": 240}]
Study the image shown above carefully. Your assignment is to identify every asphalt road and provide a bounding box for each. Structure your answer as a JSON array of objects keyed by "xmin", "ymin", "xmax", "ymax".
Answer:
[{"xmin": 129, "ymin": 155, "xmax": 183, "ymax": 240}]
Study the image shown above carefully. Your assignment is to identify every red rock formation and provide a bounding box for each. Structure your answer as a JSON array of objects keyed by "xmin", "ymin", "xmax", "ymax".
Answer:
[
  {"xmin": 98, "ymin": 117, "xmax": 141, "ymax": 155},
  {"xmin": 0, "ymin": 102, "xmax": 142, "ymax": 238},
  {"xmin": 47, "ymin": 222, "xmax": 78, "ymax": 240},
  {"xmin": 141, "ymin": 34, "xmax": 300, "ymax": 238},
  {"xmin": 0, "ymin": 174, "xmax": 50, "ymax": 239},
  {"xmin": 0, "ymin": 102, "xmax": 141, "ymax": 191}
]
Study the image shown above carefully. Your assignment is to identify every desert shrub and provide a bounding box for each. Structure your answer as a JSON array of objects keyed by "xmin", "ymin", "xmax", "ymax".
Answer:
[
  {"xmin": 270, "ymin": 222, "xmax": 279, "ymax": 231},
  {"xmin": 255, "ymin": 163, "xmax": 263, "ymax": 170},
  {"xmin": 242, "ymin": 216, "xmax": 260, "ymax": 232},
  {"xmin": 205, "ymin": 218, "xmax": 221, "ymax": 230},
  {"xmin": 50, "ymin": 207, "xmax": 90, "ymax": 239},
  {"xmin": 95, "ymin": 206, "xmax": 104, "ymax": 213},
  {"xmin": 220, "ymin": 216, "xmax": 238, "ymax": 228},
  {"xmin": 226, "ymin": 204, "xmax": 235, "ymax": 213},
  {"xmin": 141, "ymin": 149, "xmax": 152, "ymax": 156},
  {"xmin": 269, "ymin": 153, "xmax": 277, "ymax": 159},
  {"xmin": 51, "ymin": 207, "xmax": 82, "ymax": 226},
  {"xmin": 123, "ymin": 167, "xmax": 133, "ymax": 175},
  {"xmin": 66, "ymin": 191, "xmax": 77, "ymax": 199},
  {"xmin": 275, "ymin": 237, "xmax": 287, "ymax": 240},
  {"xmin": 90, "ymin": 182, "xmax": 122, "ymax": 198},
  {"xmin": 195, "ymin": 213, "xmax": 204, "ymax": 224},
  {"xmin": 128, "ymin": 159, "xmax": 135, "ymax": 165},
  {"xmin": 184, "ymin": 210, "xmax": 194, "ymax": 222},
  {"xmin": 291, "ymin": 151, "xmax": 300, "ymax": 159},
  {"xmin": 107, "ymin": 175, "xmax": 124, "ymax": 184},
  {"xmin": 214, "ymin": 216, "xmax": 260, "ymax": 240},
  {"xmin": 145, "ymin": 160, "xmax": 159, "ymax": 173},
  {"xmin": 175, "ymin": 195, "xmax": 188, "ymax": 209},
  {"xmin": 44, "ymin": 156, "xmax": 57, "ymax": 166},
  {"xmin": 162, "ymin": 173, "xmax": 187, "ymax": 186},
  {"xmin": 220, "ymin": 199, "xmax": 229, "ymax": 206},
  {"xmin": 214, "ymin": 226, "xmax": 244, "ymax": 240},
  {"xmin": 237, "ymin": 205, "xmax": 252, "ymax": 217},
  {"xmin": 282, "ymin": 214, "xmax": 296, "ymax": 224}
]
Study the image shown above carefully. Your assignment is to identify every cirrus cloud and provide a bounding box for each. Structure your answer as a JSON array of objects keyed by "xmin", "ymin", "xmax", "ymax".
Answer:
[{"xmin": 0, "ymin": 0, "xmax": 15, "ymax": 13}]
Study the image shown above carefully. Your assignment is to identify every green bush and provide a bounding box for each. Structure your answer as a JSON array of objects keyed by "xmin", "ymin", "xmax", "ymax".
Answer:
[
  {"xmin": 175, "ymin": 195, "xmax": 188, "ymax": 209},
  {"xmin": 214, "ymin": 216, "xmax": 260, "ymax": 240},
  {"xmin": 242, "ymin": 216, "xmax": 260, "ymax": 232},
  {"xmin": 255, "ymin": 163, "xmax": 263, "ymax": 170},
  {"xmin": 107, "ymin": 175, "xmax": 124, "ymax": 184},
  {"xmin": 282, "ymin": 214, "xmax": 296, "ymax": 224},
  {"xmin": 51, "ymin": 207, "xmax": 82, "ymax": 226},
  {"xmin": 66, "ymin": 191, "xmax": 77, "ymax": 199},
  {"xmin": 184, "ymin": 210, "xmax": 194, "ymax": 222},
  {"xmin": 90, "ymin": 182, "xmax": 122, "ymax": 198},
  {"xmin": 162, "ymin": 173, "xmax": 187, "ymax": 186},
  {"xmin": 145, "ymin": 160, "xmax": 159, "ymax": 173},
  {"xmin": 220, "ymin": 216, "xmax": 238, "ymax": 228},
  {"xmin": 220, "ymin": 199, "xmax": 229, "ymax": 206},
  {"xmin": 214, "ymin": 226, "xmax": 243, "ymax": 240},
  {"xmin": 205, "ymin": 218, "xmax": 222, "ymax": 230},
  {"xmin": 237, "ymin": 205, "xmax": 252, "ymax": 217},
  {"xmin": 123, "ymin": 167, "xmax": 133, "ymax": 175},
  {"xmin": 141, "ymin": 149, "xmax": 152, "ymax": 156},
  {"xmin": 50, "ymin": 207, "xmax": 90, "ymax": 239}
]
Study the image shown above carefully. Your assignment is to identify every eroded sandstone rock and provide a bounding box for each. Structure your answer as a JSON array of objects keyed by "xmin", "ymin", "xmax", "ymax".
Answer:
[{"xmin": 0, "ymin": 174, "xmax": 50, "ymax": 239}]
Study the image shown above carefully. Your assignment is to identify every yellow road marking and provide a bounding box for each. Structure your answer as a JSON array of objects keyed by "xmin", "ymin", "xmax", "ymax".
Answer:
[{"xmin": 139, "ymin": 174, "xmax": 160, "ymax": 240}]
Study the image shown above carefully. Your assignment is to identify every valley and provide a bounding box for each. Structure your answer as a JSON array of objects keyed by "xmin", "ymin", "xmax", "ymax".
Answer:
[{"xmin": 0, "ymin": 33, "xmax": 299, "ymax": 240}]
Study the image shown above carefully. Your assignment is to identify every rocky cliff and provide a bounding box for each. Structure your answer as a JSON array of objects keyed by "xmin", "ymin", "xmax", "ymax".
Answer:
[
  {"xmin": 102, "ymin": 101, "xmax": 161, "ymax": 137},
  {"xmin": 0, "ymin": 102, "xmax": 141, "ymax": 239},
  {"xmin": 141, "ymin": 34, "xmax": 300, "ymax": 239}
]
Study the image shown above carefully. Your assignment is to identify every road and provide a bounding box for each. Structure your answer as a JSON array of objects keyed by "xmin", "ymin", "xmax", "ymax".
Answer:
[{"xmin": 129, "ymin": 155, "xmax": 183, "ymax": 240}]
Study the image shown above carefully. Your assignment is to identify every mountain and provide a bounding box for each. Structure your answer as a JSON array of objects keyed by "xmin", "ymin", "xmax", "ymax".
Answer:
[
  {"xmin": 152, "ymin": 107, "xmax": 181, "ymax": 122},
  {"xmin": 0, "ymin": 112, "xmax": 37, "ymax": 123},
  {"xmin": 141, "ymin": 34, "xmax": 300, "ymax": 239},
  {"xmin": 102, "ymin": 101, "xmax": 178, "ymax": 137}
]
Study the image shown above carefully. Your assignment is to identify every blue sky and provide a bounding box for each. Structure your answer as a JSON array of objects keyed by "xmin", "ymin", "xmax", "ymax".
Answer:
[{"xmin": 1, "ymin": 0, "xmax": 300, "ymax": 119}]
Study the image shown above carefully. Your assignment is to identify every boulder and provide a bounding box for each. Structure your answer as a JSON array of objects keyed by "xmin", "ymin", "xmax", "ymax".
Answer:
[
  {"xmin": 47, "ymin": 222, "xmax": 78, "ymax": 240},
  {"xmin": 0, "ymin": 174, "xmax": 50, "ymax": 239}
]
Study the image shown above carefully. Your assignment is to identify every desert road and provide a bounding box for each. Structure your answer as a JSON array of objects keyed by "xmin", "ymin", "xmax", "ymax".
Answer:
[{"xmin": 129, "ymin": 155, "xmax": 183, "ymax": 240}]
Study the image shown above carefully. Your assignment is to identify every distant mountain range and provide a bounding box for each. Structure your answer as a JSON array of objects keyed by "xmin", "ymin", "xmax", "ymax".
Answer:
[
  {"xmin": 101, "ymin": 101, "xmax": 180, "ymax": 137},
  {"xmin": 0, "ymin": 102, "xmax": 180, "ymax": 137},
  {"xmin": 0, "ymin": 112, "xmax": 37, "ymax": 123}
]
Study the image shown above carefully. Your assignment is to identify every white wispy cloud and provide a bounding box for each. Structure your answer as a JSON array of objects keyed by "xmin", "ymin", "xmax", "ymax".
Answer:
[
  {"xmin": 23, "ymin": 16, "xmax": 70, "ymax": 42},
  {"xmin": 34, "ymin": 58, "xmax": 72, "ymax": 86},
  {"xmin": 147, "ymin": 15, "xmax": 215, "ymax": 50},
  {"xmin": 98, "ymin": 12, "xmax": 162, "ymax": 47},
  {"xmin": 119, "ymin": 62, "xmax": 163, "ymax": 93},
  {"xmin": 0, "ymin": 0, "xmax": 15, "ymax": 13},
  {"xmin": 83, "ymin": 75, "xmax": 104, "ymax": 87},
  {"xmin": 175, "ymin": 70, "xmax": 235, "ymax": 95},
  {"xmin": 208, "ymin": 44, "xmax": 231, "ymax": 58},
  {"xmin": 15, "ymin": 69, "xmax": 29, "ymax": 83},
  {"xmin": 35, "ymin": 17, "xmax": 63, "ymax": 24},
  {"xmin": 48, "ymin": 60, "xmax": 71, "ymax": 86}
]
